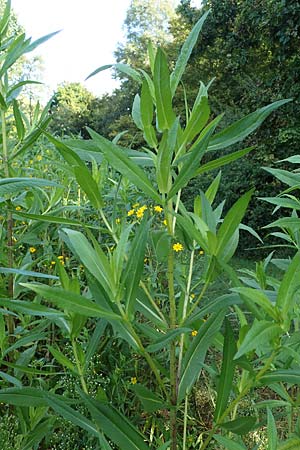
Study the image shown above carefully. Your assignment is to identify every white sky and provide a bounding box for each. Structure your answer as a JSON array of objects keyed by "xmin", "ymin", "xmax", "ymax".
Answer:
[{"xmin": 10, "ymin": 0, "xmax": 201, "ymax": 100}]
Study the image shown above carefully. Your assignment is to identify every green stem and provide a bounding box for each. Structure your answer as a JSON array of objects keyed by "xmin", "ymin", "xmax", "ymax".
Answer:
[
  {"xmin": 72, "ymin": 339, "xmax": 88, "ymax": 394},
  {"xmin": 167, "ymin": 199, "xmax": 178, "ymax": 450},
  {"xmin": 182, "ymin": 393, "xmax": 189, "ymax": 450},
  {"xmin": 1, "ymin": 107, "xmax": 14, "ymax": 336}
]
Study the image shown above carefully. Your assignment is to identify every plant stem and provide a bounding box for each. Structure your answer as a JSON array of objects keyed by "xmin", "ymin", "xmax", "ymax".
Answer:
[
  {"xmin": 1, "ymin": 107, "xmax": 14, "ymax": 336},
  {"xmin": 167, "ymin": 200, "xmax": 178, "ymax": 450},
  {"xmin": 183, "ymin": 393, "xmax": 189, "ymax": 450},
  {"xmin": 72, "ymin": 339, "xmax": 89, "ymax": 394}
]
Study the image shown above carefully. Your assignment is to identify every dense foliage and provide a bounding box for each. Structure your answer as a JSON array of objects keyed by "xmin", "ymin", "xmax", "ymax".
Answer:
[{"xmin": 1, "ymin": 1, "xmax": 300, "ymax": 450}]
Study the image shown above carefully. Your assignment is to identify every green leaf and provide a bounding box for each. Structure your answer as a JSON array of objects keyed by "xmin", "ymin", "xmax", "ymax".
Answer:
[
  {"xmin": 168, "ymin": 115, "xmax": 223, "ymax": 199},
  {"xmin": 220, "ymin": 416, "xmax": 257, "ymax": 435},
  {"xmin": 20, "ymin": 283, "xmax": 121, "ymax": 321},
  {"xmin": 146, "ymin": 327, "xmax": 191, "ymax": 353},
  {"xmin": 208, "ymin": 99, "xmax": 292, "ymax": 151},
  {"xmin": 44, "ymin": 393, "xmax": 99, "ymax": 437},
  {"xmin": 14, "ymin": 210, "xmax": 96, "ymax": 228},
  {"xmin": 79, "ymin": 390, "xmax": 149, "ymax": 450},
  {"xmin": 232, "ymin": 287, "xmax": 278, "ymax": 320},
  {"xmin": 214, "ymin": 318, "xmax": 237, "ymax": 422},
  {"xmin": 0, "ymin": 267, "xmax": 58, "ymax": 280},
  {"xmin": 0, "ymin": 387, "xmax": 49, "ymax": 407},
  {"xmin": 259, "ymin": 369, "xmax": 300, "ymax": 385},
  {"xmin": 267, "ymin": 408, "xmax": 278, "ymax": 450},
  {"xmin": 157, "ymin": 118, "xmax": 179, "ymax": 194},
  {"xmin": 0, "ymin": 177, "xmax": 59, "ymax": 197},
  {"xmin": 25, "ymin": 30, "xmax": 61, "ymax": 53},
  {"xmin": 278, "ymin": 437, "xmax": 300, "ymax": 449},
  {"xmin": 60, "ymin": 228, "xmax": 114, "ymax": 298},
  {"xmin": 0, "ymin": 0, "xmax": 11, "ymax": 35},
  {"xmin": 278, "ymin": 155, "xmax": 300, "ymax": 164},
  {"xmin": 47, "ymin": 345, "xmax": 77, "ymax": 373},
  {"xmin": 74, "ymin": 165, "xmax": 104, "ymax": 209},
  {"xmin": 216, "ymin": 189, "xmax": 253, "ymax": 260},
  {"xmin": 13, "ymin": 99, "xmax": 25, "ymax": 140},
  {"xmin": 88, "ymin": 128, "xmax": 161, "ymax": 202},
  {"xmin": 213, "ymin": 435, "xmax": 247, "ymax": 450},
  {"xmin": 196, "ymin": 147, "xmax": 254, "ymax": 175},
  {"xmin": 140, "ymin": 80, "xmax": 157, "ymax": 148},
  {"xmin": 178, "ymin": 311, "xmax": 224, "ymax": 402},
  {"xmin": 276, "ymin": 252, "xmax": 300, "ymax": 318},
  {"xmin": 86, "ymin": 63, "xmax": 142, "ymax": 83},
  {"xmin": 263, "ymin": 167, "xmax": 300, "ymax": 188},
  {"xmin": 234, "ymin": 320, "xmax": 282, "ymax": 360},
  {"xmin": 264, "ymin": 217, "xmax": 300, "ymax": 231},
  {"xmin": 130, "ymin": 384, "xmax": 165, "ymax": 412},
  {"xmin": 154, "ymin": 48, "xmax": 176, "ymax": 131},
  {"xmin": 0, "ymin": 371, "xmax": 22, "ymax": 387},
  {"xmin": 123, "ymin": 218, "xmax": 150, "ymax": 317},
  {"xmin": 21, "ymin": 418, "xmax": 55, "ymax": 450},
  {"xmin": 132, "ymin": 94, "xmax": 143, "ymax": 130},
  {"xmin": 261, "ymin": 196, "xmax": 300, "ymax": 211},
  {"xmin": 180, "ymin": 94, "xmax": 210, "ymax": 146},
  {"xmin": 170, "ymin": 10, "xmax": 210, "ymax": 96},
  {"xmin": 0, "ymin": 298, "xmax": 64, "ymax": 318},
  {"xmin": 0, "ymin": 91, "xmax": 7, "ymax": 110}
]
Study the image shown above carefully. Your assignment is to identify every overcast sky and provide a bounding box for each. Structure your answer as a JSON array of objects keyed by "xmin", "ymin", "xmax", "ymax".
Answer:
[{"xmin": 11, "ymin": 0, "xmax": 201, "ymax": 100}]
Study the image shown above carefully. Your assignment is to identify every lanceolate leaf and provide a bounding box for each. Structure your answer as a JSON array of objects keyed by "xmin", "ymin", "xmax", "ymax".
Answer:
[
  {"xmin": 74, "ymin": 165, "xmax": 104, "ymax": 209},
  {"xmin": 88, "ymin": 128, "xmax": 161, "ymax": 202},
  {"xmin": 267, "ymin": 408, "xmax": 278, "ymax": 450},
  {"xmin": 178, "ymin": 311, "xmax": 224, "ymax": 402},
  {"xmin": 196, "ymin": 147, "xmax": 254, "ymax": 175},
  {"xmin": 0, "ymin": 298, "xmax": 64, "ymax": 318},
  {"xmin": 234, "ymin": 320, "xmax": 282, "ymax": 360},
  {"xmin": 216, "ymin": 189, "xmax": 253, "ymax": 259},
  {"xmin": 79, "ymin": 391, "xmax": 149, "ymax": 450},
  {"xmin": 168, "ymin": 115, "xmax": 223, "ymax": 199},
  {"xmin": 146, "ymin": 327, "xmax": 191, "ymax": 353},
  {"xmin": 86, "ymin": 63, "xmax": 142, "ymax": 83},
  {"xmin": 154, "ymin": 48, "xmax": 176, "ymax": 131},
  {"xmin": 213, "ymin": 435, "xmax": 247, "ymax": 450},
  {"xmin": 214, "ymin": 318, "xmax": 237, "ymax": 422},
  {"xmin": 20, "ymin": 283, "xmax": 121, "ymax": 321},
  {"xmin": 220, "ymin": 416, "xmax": 257, "ymax": 435},
  {"xmin": 170, "ymin": 10, "xmax": 210, "ymax": 96},
  {"xmin": 276, "ymin": 251, "xmax": 300, "ymax": 318},
  {"xmin": 123, "ymin": 217, "xmax": 150, "ymax": 317},
  {"xmin": 208, "ymin": 99, "xmax": 292, "ymax": 151},
  {"xmin": 0, "ymin": 177, "xmax": 59, "ymax": 197},
  {"xmin": 130, "ymin": 384, "xmax": 165, "ymax": 412}
]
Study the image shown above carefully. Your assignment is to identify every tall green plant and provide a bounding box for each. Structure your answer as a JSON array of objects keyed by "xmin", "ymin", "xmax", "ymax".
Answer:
[{"xmin": 0, "ymin": 5, "xmax": 298, "ymax": 450}]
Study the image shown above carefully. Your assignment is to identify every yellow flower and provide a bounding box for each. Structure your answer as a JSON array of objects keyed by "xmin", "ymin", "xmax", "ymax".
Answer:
[
  {"xmin": 115, "ymin": 218, "xmax": 121, "ymax": 224},
  {"xmin": 173, "ymin": 242, "xmax": 183, "ymax": 252},
  {"xmin": 136, "ymin": 205, "xmax": 147, "ymax": 219},
  {"xmin": 15, "ymin": 206, "xmax": 21, "ymax": 211},
  {"xmin": 132, "ymin": 202, "xmax": 140, "ymax": 208},
  {"xmin": 163, "ymin": 219, "xmax": 168, "ymax": 226},
  {"xmin": 199, "ymin": 250, "xmax": 204, "ymax": 255},
  {"xmin": 29, "ymin": 247, "xmax": 36, "ymax": 254},
  {"xmin": 36, "ymin": 155, "xmax": 42, "ymax": 161},
  {"xmin": 127, "ymin": 209, "xmax": 135, "ymax": 216},
  {"xmin": 154, "ymin": 205, "xmax": 163, "ymax": 213},
  {"xmin": 50, "ymin": 261, "xmax": 56, "ymax": 265},
  {"xmin": 130, "ymin": 377, "xmax": 137, "ymax": 385},
  {"xmin": 190, "ymin": 293, "xmax": 195, "ymax": 299},
  {"xmin": 58, "ymin": 255, "xmax": 64, "ymax": 260},
  {"xmin": 191, "ymin": 330, "xmax": 198, "ymax": 337}
]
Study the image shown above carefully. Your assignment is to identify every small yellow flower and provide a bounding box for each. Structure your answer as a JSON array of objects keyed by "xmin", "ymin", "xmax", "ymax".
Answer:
[
  {"xmin": 60, "ymin": 260, "xmax": 65, "ymax": 265},
  {"xmin": 173, "ymin": 242, "xmax": 183, "ymax": 252},
  {"xmin": 50, "ymin": 261, "xmax": 56, "ymax": 265},
  {"xmin": 36, "ymin": 155, "xmax": 42, "ymax": 161},
  {"xmin": 132, "ymin": 203, "xmax": 140, "ymax": 208},
  {"xmin": 115, "ymin": 218, "xmax": 121, "ymax": 224},
  {"xmin": 199, "ymin": 250, "xmax": 204, "ymax": 255},
  {"xmin": 127, "ymin": 209, "xmax": 135, "ymax": 216},
  {"xmin": 136, "ymin": 205, "xmax": 147, "ymax": 219},
  {"xmin": 144, "ymin": 257, "xmax": 148, "ymax": 263},
  {"xmin": 191, "ymin": 330, "xmax": 198, "ymax": 337},
  {"xmin": 163, "ymin": 219, "xmax": 168, "ymax": 226},
  {"xmin": 12, "ymin": 237, "xmax": 17, "ymax": 243},
  {"xmin": 29, "ymin": 247, "xmax": 36, "ymax": 254},
  {"xmin": 15, "ymin": 206, "xmax": 21, "ymax": 211},
  {"xmin": 154, "ymin": 205, "xmax": 163, "ymax": 213},
  {"xmin": 58, "ymin": 255, "xmax": 64, "ymax": 260},
  {"xmin": 190, "ymin": 293, "xmax": 195, "ymax": 299},
  {"xmin": 130, "ymin": 377, "xmax": 137, "ymax": 385}
]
